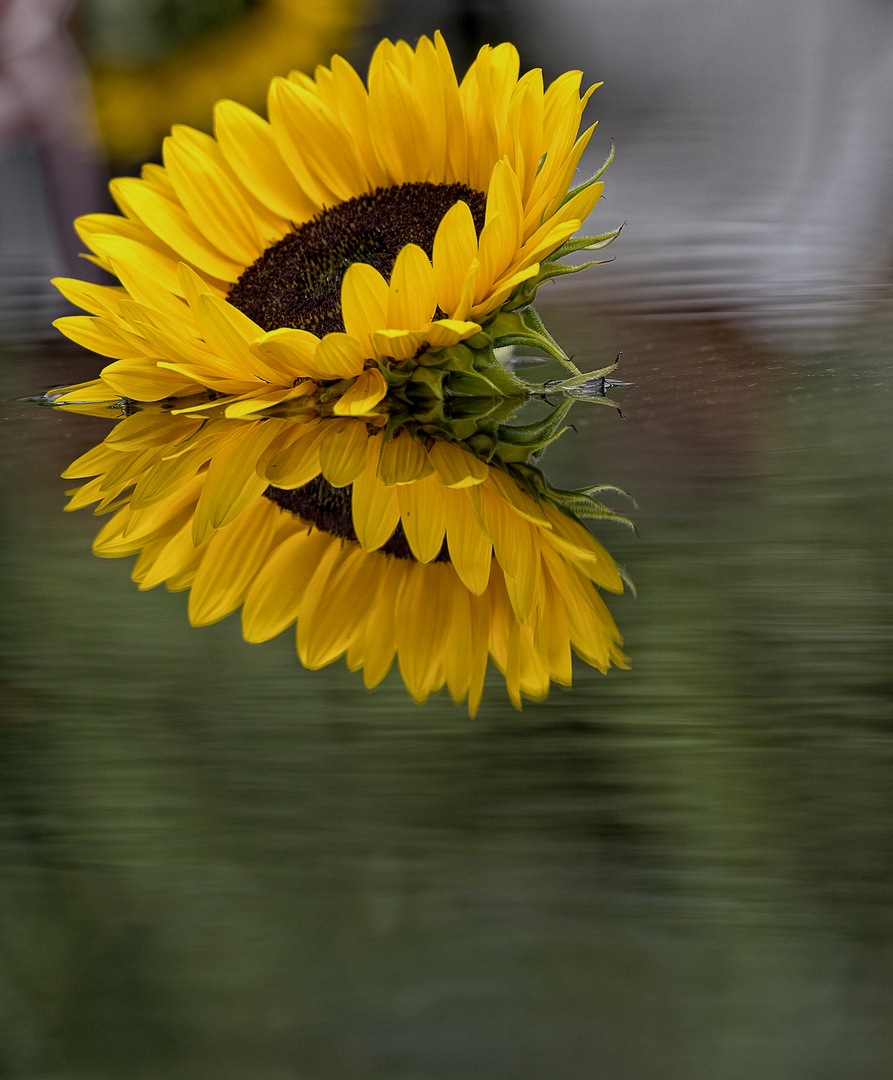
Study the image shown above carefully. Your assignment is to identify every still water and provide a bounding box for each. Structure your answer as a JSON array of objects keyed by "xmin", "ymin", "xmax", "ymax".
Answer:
[{"xmin": 2, "ymin": 296, "xmax": 892, "ymax": 1078}]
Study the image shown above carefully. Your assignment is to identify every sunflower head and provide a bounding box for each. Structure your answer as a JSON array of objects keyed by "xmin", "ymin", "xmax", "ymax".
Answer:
[{"xmin": 49, "ymin": 32, "xmax": 621, "ymax": 427}]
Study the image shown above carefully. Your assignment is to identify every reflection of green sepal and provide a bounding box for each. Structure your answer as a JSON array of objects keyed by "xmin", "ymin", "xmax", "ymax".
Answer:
[
  {"xmin": 407, "ymin": 366, "xmax": 446, "ymax": 400},
  {"xmin": 464, "ymin": 432, "xmax": 497, "ymax": 460},
  {"xmin": 495, "ymin": 395, "xmax": 574, "ymax": 455},
  {"xmin": 547, "ymin": 484, "xmax": 638, "ymax": 533},
  {"xmin": 495, "ymin": 442, "xmax": 536, "ymax": 463}
]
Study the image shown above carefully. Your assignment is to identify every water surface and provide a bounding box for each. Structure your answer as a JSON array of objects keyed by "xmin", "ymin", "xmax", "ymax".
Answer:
[{"xmin": 1, "ymin": 302, "xmax": 892, "ymax": 1078}]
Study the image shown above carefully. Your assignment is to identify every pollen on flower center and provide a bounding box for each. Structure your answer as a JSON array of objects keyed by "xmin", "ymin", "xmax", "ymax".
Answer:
[
  {"xmin": 227, "ymin": 182, "xmax": 487, "ymax": 336},
  {"xmin": 264, "ymin": 477, "xmax": 450, "ymax": 562}
]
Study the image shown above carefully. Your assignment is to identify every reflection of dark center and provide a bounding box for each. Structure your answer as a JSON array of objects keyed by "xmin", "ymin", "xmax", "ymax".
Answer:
[
  {"xmin": 227, "ymin": 182, "xmax": 487, "ymax": 336},
  {"xmin": 264, "ymin": 477, "xmax": 450, "ymax": 563}
]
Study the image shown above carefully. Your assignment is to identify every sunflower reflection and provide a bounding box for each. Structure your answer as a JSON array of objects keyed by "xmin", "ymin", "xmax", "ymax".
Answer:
[{"xmin": 61, "ymin": 410, "xmax": 629, "ymax": 713}]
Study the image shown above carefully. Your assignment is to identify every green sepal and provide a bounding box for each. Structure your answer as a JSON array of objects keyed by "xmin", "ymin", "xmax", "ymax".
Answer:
[
  {"xmin": 561, "ymin": 140, "xmax": 615, "ymax": 207},
  {"xmin": 544, "ymin": 225, "xmax": 623, "ymax": 262},
  {"xmin": 485, "ymin": 307, "xmax": 581, "ymax": 375}
]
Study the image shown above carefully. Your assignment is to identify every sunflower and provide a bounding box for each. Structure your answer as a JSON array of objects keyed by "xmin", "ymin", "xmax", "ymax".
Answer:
[
  {"xmin": 61, "ymin": 409, "xmax": 629, "ymax": 713},
  {"xmin": 51, "ymin": 32, "xmax": 620, "ymax": 418}
]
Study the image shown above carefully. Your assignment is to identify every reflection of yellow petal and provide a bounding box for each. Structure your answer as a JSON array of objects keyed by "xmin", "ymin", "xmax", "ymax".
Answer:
[
  {"xmin": 482, "ymin": 486, "xmax": 540, "ymax": 623},
  {"xmin": 428, "ymin": 440, "xmax": 488, "ymax": 487},
  {"xmin": 378, "ymin": 430, "xmax": 434, "ymax": 485},
  {"xmin": 348, "ymin": 555, "xmax": 402, "ymax": 687},
  {"xmin": 261, "ymin": 422, "xmax": 328, "ymax": 488},
  {"xmin": 319, "ymin": 418, "xmax": 369, "ymax": 487},
  {"xmin": 188, "ymin": 497, "xmax": 278, "ymax": 625},
  {"xmin": 192, "ymin": 420, "xmax": 286, "ymax": 544},
  {"xmin": 352, "ymin": 438, "xmax": 401, "ymax": 549},
  {"xmin": 444, "ymin": 487, "xmax": 492, "ymax": 595},
  {"xmin": 242, "ymin": 528, "xmax": 331, "ymax": 643},
  {"xmin": 63, "ymin": 407, "xmax": 629, "ymax": 713},
  {"xmin": 396, "ymin": 477, "xmax": 446, "ymax": 563},
  {"xmin": 333, "ymin": 367, "xmax": 387, "ymax": 416}
]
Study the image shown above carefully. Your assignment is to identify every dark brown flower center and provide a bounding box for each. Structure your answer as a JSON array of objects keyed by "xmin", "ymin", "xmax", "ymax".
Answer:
[
  {"xmin": 227, "ymin": 182, "xmax": 487, "ymax": 336},
  {"xmin": 264, "ymin": 477, "xmax": 450, "ymax": 563}
]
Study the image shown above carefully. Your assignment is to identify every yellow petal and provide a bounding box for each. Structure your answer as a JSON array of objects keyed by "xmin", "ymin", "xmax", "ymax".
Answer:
[
  {"xmin": 192, "ymin": 294, "xmax": 282, "ymax": 384},
  {"xmin": 251, "ymin": 327, "xmax": 327, "ymax": 380},
  {"xmin": 368, "ymin": 61, "xmax": 431, "ymax": 183},
  {"xmin": 432, "ymin": 198, "xmax": 479, "ymax": 316},
  {"xmin": 369, "ymin": 328, "xmax": 425, "ymax": 364},
  {"xmin": 422, "ymin": 319, "xmax": 480, "ymax": 348},
  {"xmin": 51, "ymin": 278, "xmax": 127, "ymax": 319},
  {"xmin": 214, "ymin": 98, "xmax": 317, "ymax": 222},
  {"xmin": 109, "ymin": 176, "xmax": 244, "ymax": 282},
  {"xmin": 341, "ymin": 262, "xmax": 389, "ymax": 356},
  {"xmin": 268, "ymin": 76, "xmax": 339, "ymax": 208},
  {"xmin": 162, "ymin": 126, "xmax": 264, "ymax": 266},
  {"xmin": 477, "ymin": 159, "xmax": 524, "ymax": 291},
  {"xmin": 313, "ymin": 333, "xmax": 366, "ymax": 380},
  {"xmin": 100, "ymin": 358, "xmax": 202, "ymax": 401},
  {"xmin": 387, "ymin": 243, "xmax": 435, "ymax": 329},
  {"xmin": 265, "ymin": 78, "xmax": 368, "ymax": 204},
  {"xmin": 53, "ymin": 316, "xmax": 149, "ymax": 361}
]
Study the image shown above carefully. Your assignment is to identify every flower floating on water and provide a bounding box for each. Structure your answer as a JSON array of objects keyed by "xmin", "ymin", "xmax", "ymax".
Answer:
[
  {"xmin": 61, "ymin": 409, "xmax": 630, "ymax": 713},
  {"xmin": 44, "ymin": 34, "xmax": 633, "ymax": 712}
]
